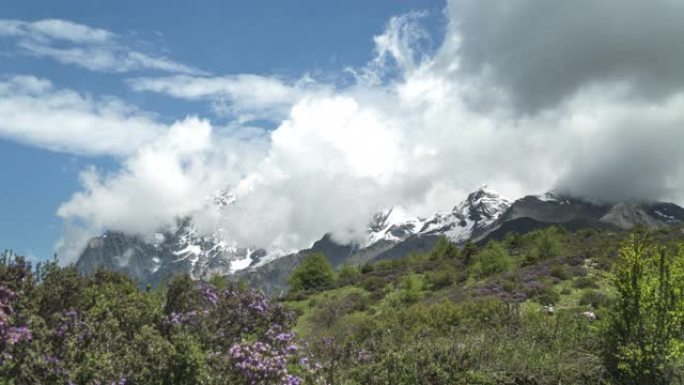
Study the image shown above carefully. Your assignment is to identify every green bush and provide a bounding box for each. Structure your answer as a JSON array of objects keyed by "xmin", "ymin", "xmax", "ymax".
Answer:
[
  {"xmin": 550, "ymin": 264, "xmax": 572, "ymax": 280},
  {"xmin": 425, "ymin": 263, "xmax": 463, "ymax": 290},
  {"xmin": 578, "ymin": 290, "xmax": 610, "ymax": 309},
  {"xmin": 471, "ymin": 242, "xmax": 514, "ymax": 279},
  {"xmin": 287, "ymin": 252, "xmax": 335, "ymax": 293},
  {"xmin": 535, "ymin": 287, "xmax": 560, "ymax": 306},
  {"xmin": 359, "ymin": 276, "xmax": 386, "ymax": 293},
  {"xmin": 603, "ymin": 234, "xmax": 684, "ymax": 384},
  {"xmin": 572, "ymin": 276, "xmax": 599, "ymax": 289},
  {"xmin": 397, "ymin": 275, "xmax": 422, "ymax": 305},
  {"xmin": 336, "ymin": 264, "xmax": 360, "ymax": 284},
  {"xmin": 525, "ymin": 227, "xmax": 562, "ymax": 264},
  {"xmin": 430, "ymin": 236, "xmax": 459, "ymax": 260}
]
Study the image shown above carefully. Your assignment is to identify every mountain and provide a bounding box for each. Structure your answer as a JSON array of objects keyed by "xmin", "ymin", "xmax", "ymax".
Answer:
[
  {"xmin": 76, "ymin": 192, "xmax": 279, "ymax": 286},
  {"xmin": 76, "ymin": 218, "xmax": 268, "ymax": 287},
  {"xmin": 482, "ymin": 192, "xmax": 684, "ymax": 242},
  {"xmin": 74, "ymin": 186, "xmax": 684, "ymax": 294}
]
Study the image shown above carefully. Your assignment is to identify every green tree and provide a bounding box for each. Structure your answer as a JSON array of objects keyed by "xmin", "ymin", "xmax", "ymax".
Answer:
[
  {"xmin": 604, "ymin": 233, "xmax": 684, "ymax": 384},
  {"xmin": 460, "ymin": 241, "xmax": 478, "ymax": 265},
  {"xmin": 525, "ymin": 226, "xmax": 561, "ymax": 264},
  {"xmin": 470, "ymin": 242, "xmax": 514, "ymax": 279},
  {"xmin": 430, "ymin": 236, "xmax": 459, "ymax": 260},
  {"xmin": 288, "ymin": 253, "xmax": 335, "ymax": 293},
  {"xmin": 337, "ymin": 264, "xmax": 360, "ymax": 283}
]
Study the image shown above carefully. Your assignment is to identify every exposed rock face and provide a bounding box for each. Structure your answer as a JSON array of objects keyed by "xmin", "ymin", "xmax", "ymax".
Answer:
[
  {"xmin": 76, "ymin": 218, "xmax": 269, "ymax": 287},
  {"xmin": 75, "ymin": 186, "xmax": 684, "ymax": 295}
]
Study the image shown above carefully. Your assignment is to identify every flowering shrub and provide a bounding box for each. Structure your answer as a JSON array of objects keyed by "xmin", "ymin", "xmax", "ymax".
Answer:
[
  {"xmin": 163, "ymin": 279, "xmax": 321, "ymax": 384},
  {"xmin": 0, "ymin": 255, "xmax": 321, "ymax": 385},
  {"xmin": 0, "ymin": 285, "xmax": 32, "ymax": 355}
]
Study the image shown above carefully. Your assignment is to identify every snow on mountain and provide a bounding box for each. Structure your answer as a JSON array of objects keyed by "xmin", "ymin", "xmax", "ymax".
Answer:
[
  {"xmin": 367, "ymin": 206, "xmax": 426, "ymax": 245},
  {"xmin": 534, "ymin": 191, "xmax": 571, "ymax": 204},
  {"xmin": 366, "ymin": 186, "xmax": 512, "ymax": 246},
  {"xmin": 140, "ymin": 186, "xmax": 512, "ymax": 278},
  {"xmin": 421, "ymin": 185, "xmax": 512, "ymax": 242},
  {"xmin": 77, "ymin": 185, "xmax": 512, "ymax": 286}
]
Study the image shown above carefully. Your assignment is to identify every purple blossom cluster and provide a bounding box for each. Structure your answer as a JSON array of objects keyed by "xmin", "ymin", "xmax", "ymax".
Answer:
[
  {"xmin": 227, "ymin": 325, "xmax": 310, "ymax": 385},
  {"xmin": 162, "ymin": 310, "xmax": 203, "ymax": 328},
  {"xmin": 471, "ymin": 259, "xmax": 572, "ymax": 303},
  {"xmin": 55, "ymin": 309, "xmax": 89, "ymax": 340},
  {"xmin": 0, "ymin": 285, "xmax": 31, "ymax": 349},
  {"xmin": 162, "ymin": 282, "xmax": 320, "ymax": 383},
  {"xmin": 201, "ymin": 284, "xmax": 219, "ymax": 306},
  {"xmin": 163, "ymin": 282, "xmax": 293, "ymax": 337},
  {"xmin": 228, "ymin": 340, "xmax": 299, "ymax": 384}
]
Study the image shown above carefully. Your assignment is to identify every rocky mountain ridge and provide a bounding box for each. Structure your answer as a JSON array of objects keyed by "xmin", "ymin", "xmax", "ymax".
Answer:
[{"xmin": 75, "ymin": 187, "xmax": 684, "ymax": 293}]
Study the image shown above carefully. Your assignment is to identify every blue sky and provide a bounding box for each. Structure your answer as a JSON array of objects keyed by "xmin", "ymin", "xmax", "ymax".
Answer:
[
  {"xmin": 2, "ymin": 0, "xmax": 683, "ymax": 264},
  {"xmin": 0, "ymin": 0, "xmax": 445, "ymax": 260}
]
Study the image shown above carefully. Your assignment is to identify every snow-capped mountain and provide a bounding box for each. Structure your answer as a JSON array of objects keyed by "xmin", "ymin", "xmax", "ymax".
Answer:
[
  {"xmin": 75, "ymin": 185, "xmax": 684, "ymax": 293},
  {"xmin": 420, "ymin": 186, "xmax": 512, "ymax": 242},
  {"xmin": 367, "ymin": 206, "xmax": 426, "ymax": 245},
  {"xmin": 366, "ymin": 186, "xmax": 512, "ymax": 245},
  {"xmin": 77, "ymin": 191, "xmax": 271, "ymax": 285},
  {"xmin": 76, "ymin": 186, "xmax": 512, "ymax": 286}
]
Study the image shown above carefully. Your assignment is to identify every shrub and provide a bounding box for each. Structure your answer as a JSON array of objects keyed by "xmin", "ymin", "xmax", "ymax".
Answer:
[
  {"xmin": 310, "ymin": 292, "xmax": 369, "ymax": 329},
  {"xmin": 359, "ymin": 276, "xmax": 386, "ymax": 293},
  {"xmin": 360, "ymin": 264, "xmax": 374, "ymax": 274},
  {"xmin": 288, "ymin": 253, "xmax": 335, "ymax": 293},
  {"xmin": 430, "ymin": 236, "xmax": 459, "ymax": 260},
  {"xmin": 603, "ymin": 234, "xmax": 684, "ymax": 384},
  {"xmin": 550, "ymin": 264, "xmax": 572, "ymax": 280},
  {"xmin": 471, "ymin": 242, "xmax": 514, "ymax": 279},
  {"xmin": 578, "ymin": 290, "xmax": 610, "ymax": 309},
  {"xmin": 525, "ymin": 227, "xmax": 562, "ymax": 264},
  {"xmin": 572, "ymin": 276, "xmax": 599, "ymax": 289},
  {"xmin": 460, "ymin": 241, "xmax": 479, "ymax": 265},
  {"xmin": 398, "ymin": 275, "xmax": 422, "ymax": 305},
  {"xmin": 425, "ymin": 264, "xmax": 462, "ymax": 291},
  {"xmin": 337, "ymin": 264, "xmax": 360, "ymax": 284},
  {"xmin": 535, "ymin": 287, "xmax": 560, "ymax": 306}
]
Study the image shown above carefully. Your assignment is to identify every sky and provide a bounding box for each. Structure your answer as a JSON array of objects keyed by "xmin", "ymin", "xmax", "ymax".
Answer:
[{"xmin": 1, "ymin": 0, "xmax": 684, "ymax": 264}]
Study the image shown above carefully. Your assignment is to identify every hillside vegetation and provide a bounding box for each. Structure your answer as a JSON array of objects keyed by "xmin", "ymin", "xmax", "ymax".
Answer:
[{"xmin": 2, "ymin": 225, "xmax": 684, "ymax": 384}]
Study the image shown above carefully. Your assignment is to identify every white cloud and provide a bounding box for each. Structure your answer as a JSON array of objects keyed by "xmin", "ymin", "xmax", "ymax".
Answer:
[
  {"xmin": 0, "ymin": 19, "xmax": 202, "ymax": 74},
  {"xmin": 0, "ymin": 75, "xmax": 165, "ymax": 155},
  {"xmin": 128, "ymin": 74, "xmax": 329, "ymax": 122},
  {"xmin": 54, "ymin": 0, "xmax": 684, "ymax": 262},
  {"xmin": 56, "ymin": 117, "xmax": 270, "ymax": 263}
]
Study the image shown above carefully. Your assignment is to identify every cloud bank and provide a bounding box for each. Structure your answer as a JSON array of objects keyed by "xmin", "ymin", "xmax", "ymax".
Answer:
[{"xmin": 29, "ymin": 0, "xmax": 684, "ymax": 262}]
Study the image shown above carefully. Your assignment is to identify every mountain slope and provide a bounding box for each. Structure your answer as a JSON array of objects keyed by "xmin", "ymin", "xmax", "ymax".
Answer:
[{"xmin": 74, "ymin": 186, "xmax": 684, "ymax": 294}]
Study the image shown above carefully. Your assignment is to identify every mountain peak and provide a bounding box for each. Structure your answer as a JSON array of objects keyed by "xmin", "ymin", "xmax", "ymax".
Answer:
[
  {"xmin": 367, "ymin": 206, "xmax": 424, "ymax": 245},
  {"xmin": 456, "ymin": 186, "xmax": 511, "ymax": 221}
]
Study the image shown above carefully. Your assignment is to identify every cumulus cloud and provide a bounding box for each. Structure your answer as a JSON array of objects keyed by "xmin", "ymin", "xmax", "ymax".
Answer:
[
  {"xmin": 53, "ymin": 0, "xmax": 684, "ymax": 261},
  {"xmin": 444, "ymin": 0, "xmax": 684, "ymax": 113},
  {"xmin": 0, "ymin": 75, "xmax": 165, "ymax": 155},
  {"xmin": 56, "ymin": 117, "xmax": 270, "ymax": 262},
  {"xmin": 0, "ymin": 19, "xmax": 202, "ymax": 74}
]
